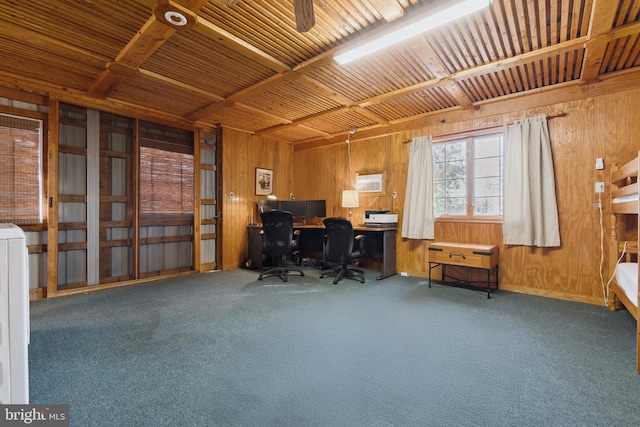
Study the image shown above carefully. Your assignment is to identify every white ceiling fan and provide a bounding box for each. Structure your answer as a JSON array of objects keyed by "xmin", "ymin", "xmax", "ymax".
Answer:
[{"xmin": 217, "ymin": 0, "xmax": 316, "ymax": 33}]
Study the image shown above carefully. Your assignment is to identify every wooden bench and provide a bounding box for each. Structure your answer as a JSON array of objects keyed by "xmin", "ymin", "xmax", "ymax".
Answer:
[{"xmin": 428, "ymin": 242, "xmax": 499, "ymax": 298}]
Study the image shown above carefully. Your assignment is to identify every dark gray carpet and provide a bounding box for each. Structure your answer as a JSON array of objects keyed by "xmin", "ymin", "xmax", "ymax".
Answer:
[{"xmin": 28, "ymin": 268, "xmax": 640, "ymax": 426}]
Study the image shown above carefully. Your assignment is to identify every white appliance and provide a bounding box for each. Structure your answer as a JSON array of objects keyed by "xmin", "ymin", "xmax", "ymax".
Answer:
[
  {"xmin": 364, "ymin": 210, "xmax": 398, "ymax": 227},
  {"xmin": 0, "ymin": 224, "xmax": 29, "ymax": 404}
]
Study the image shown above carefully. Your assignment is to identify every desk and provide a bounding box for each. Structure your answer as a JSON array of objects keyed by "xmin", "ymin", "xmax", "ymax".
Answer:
[{"xmin": 248, "ymin": 224, "xmax": 397, "ymax": 280}]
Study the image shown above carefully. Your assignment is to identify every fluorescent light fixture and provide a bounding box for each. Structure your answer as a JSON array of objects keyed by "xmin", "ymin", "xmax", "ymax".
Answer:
[{"xmin": 334, "ymin": 0, "xmax": 492, "ymax": 65}]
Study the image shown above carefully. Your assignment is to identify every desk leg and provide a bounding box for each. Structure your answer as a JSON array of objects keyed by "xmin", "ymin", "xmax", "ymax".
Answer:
[{"xmin": 376, "ymin": 229, "xmax": 397, "ymax": 280}]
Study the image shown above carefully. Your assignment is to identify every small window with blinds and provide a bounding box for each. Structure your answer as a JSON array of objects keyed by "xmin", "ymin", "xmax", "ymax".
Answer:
[
  {"xmin": 0, "ymin": 113, "xmax": 43, "ymax": 224},
  {"xmin": 138, "ymin": 121, "xmax": 194, "ymax": 218}
]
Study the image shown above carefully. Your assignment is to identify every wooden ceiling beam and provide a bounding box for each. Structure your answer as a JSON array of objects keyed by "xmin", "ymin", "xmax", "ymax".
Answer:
[
  {"xmin": 184, "ymin": 101, "xmax": 232, "ymax": 123},
  {"xmin": 138, "ymin": 68, "xmax": 226, "ymax": 102},
  {"xmin": 351, "ymin": 106, "xmax": 389, "ymax": 126},
  {"xmin": 405, "ymin": 37, "xmax": 474, "ymax": 109},
  {"xmin": 220, "ymin": 72, "xmax": 297, "ymax": 108},
  {"xmin": 0, "ymin": 20, "xmax": 107, "ymax": 67},
  {"xmin": 295, "ymin": 69, "xmax": 640, "ymax": 150},
  {"xmin": 250, "ymin": 92, "xmax": 389, "ymax": 137},
  {"xmin": 194, "ymin": 19, "xmax": 290, "ymax": 73},
  {"xmin": 296, "ymin": 124, "xmax": 331, "ymax": 138},
  {"xmin": 188, "ymin": 13, "xmax": 639, "ymax": 137},
  {"xmin": 256, "ymin": 106, "xmax": 351, "ymax": 135},
  {"xmin": 611, "ymin": 21, "xmax": 640, "ymax": 39},
  {"xmin": 296, "ymin": 75, "xmax": 355, "ymax": 106},
  {"xmin": 7, "ymin": 0, "xmax": 634, "ymax": 145},
  {"xmin": 580, "ymin": 0, "xmax": 619, "ymax": 84},
  {"xmin": 450, "ymin": 37, "xmax": 589, "ymax": 81},
  {"xmin": 358, "ymin": 79, "xmax": 441, "ymax": 108},
  {"xmin": 0, "ymin": 70, "xmax": 195, "ymax": 128},
  {"xmin": 89, "ymin": 0, "xmax": 207, "ymax": 99},
  {"xmin": 234, "ymin": 103, "xmax": 293, "ymax": 125},
  {"xmin": 89, "ymin": 15, "xmax": 177, "ymax": 98},
  {"xmin": 185, "ymin": 72, "xmax": 295, "ymax": 122},
  {"xmin": 368, "ymin": 0, "xmax": 404, "ymax": 22}
]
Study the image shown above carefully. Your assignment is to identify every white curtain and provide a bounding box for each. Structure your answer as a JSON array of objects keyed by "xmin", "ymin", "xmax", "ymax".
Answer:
[
  {"xmin": 503, "ymin": 115, "xmax": 560, "ymax": 247},
  {"xmin": 402, "ymin": 135, "xmax": 434, "ymax": 239}
]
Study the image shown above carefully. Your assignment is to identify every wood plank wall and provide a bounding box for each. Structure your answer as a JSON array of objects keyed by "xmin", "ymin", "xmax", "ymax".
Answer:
[
  {"xmin": 3, "ymin": 78, "xmax": 640, "ymax": 304},
  {"xmin": 221, "ymin": 85, "xmax": 640, "ymax": 305},
  {"xmin": 220, "ymin": 128, "xmax": 294, "ymax": 270}
]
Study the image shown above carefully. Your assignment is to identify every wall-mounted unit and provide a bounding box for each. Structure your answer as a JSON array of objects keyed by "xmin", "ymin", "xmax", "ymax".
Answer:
[
  {"xmin": 357, "ymin": 173, "xmax": 384, "ymax": 193},
  {"xmin": 0, "ymin": 224, "xmax": 29, "ymax": 404}
]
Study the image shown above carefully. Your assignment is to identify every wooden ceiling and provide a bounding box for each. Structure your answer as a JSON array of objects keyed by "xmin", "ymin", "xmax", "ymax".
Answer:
[{"xmin": 0, "ymin": 0, "xmax": 638, "ymax": 148}]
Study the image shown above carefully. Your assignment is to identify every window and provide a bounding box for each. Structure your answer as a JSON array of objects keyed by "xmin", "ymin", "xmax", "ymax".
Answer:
[
  {"xmin": 433, "ymin": 133, "xmax": 503, "ymax": 218},
  {"xmin": 0, "ymin": 114, "xmax": 43, "ymax": 224}
]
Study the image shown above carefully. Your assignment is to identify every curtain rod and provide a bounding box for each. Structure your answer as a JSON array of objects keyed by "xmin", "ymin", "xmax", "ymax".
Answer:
[{"xmin": 401, "ymin": 112, "xmax": 567, "ymax": 144}]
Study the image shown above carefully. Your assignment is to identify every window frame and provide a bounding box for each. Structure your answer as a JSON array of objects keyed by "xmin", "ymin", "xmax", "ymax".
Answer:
[{"xmin": 432, "ymin": 128, "xmax": 503, "ymax": 224}]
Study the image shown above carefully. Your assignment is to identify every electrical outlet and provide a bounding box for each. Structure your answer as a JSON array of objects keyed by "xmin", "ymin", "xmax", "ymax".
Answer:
[
  {"xmin": 392, "ymin": 191, "xmax": 397, "ymax": 199},
  {"xmin": 596, "ymin": 157, "xmax": 604, "ymax": 170},
  {"xmin": 595, "ymin": 182, "xmax": 605, "ymax": 193}
]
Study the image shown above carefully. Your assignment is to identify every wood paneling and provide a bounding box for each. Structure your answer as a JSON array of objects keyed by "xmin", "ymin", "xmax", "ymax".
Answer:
[
  {"xmin": 1, "ymin": 31, "xmax": 639, "ymax": 305},
  {"xmin": 220, "ymin": 128, "xmax": 295, "ymax": 269},
  {"xmin": 283, "ymin": 85, "xmax": 640, "ymax": 305}
]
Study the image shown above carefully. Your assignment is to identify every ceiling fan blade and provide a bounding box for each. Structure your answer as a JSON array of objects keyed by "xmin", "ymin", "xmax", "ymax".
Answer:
[{"xmin": 294, "ymin": 0, "xmax": 315, "ymax": 32}]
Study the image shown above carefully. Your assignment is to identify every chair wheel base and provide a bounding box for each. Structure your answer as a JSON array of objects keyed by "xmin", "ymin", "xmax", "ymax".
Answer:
[
  {"xmin": 258, "ymin": 266, "xmax": 304, "ymax": 282},
  {"xmin": 320, "ymin": 266, "xmax": 365, "ymax": 285}
]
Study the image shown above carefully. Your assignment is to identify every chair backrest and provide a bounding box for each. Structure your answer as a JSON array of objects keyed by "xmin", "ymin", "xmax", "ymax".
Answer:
[
  {"xmin": 323, "ymin": 217, "xmax": 354, "ymax": 265},
  {"xmin": 260, "ymin": 210, "xmax": 294, "ymax": 257}
]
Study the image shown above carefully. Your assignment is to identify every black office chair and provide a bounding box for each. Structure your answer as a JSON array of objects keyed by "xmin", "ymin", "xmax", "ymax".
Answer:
[
  {"xmin": 258, "ymin": 210, "xmax": 305, "ymax": 282},
  {"xmin": 320, "ymin": 217, "xmax": 366, "ymax": 284}
]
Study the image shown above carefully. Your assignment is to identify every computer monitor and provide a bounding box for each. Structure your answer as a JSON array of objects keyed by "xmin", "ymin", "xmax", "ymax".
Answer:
[
  {"xmin": 305, "ymin": 200, "xmax": 326, "ymax": 218},
  {"xmin": 258, "ymin": 199, "xmax": 280, "ymax": 214},
  {"xmin": 279, "ymin": 200, "xmax": 306, "ymax": 218}
]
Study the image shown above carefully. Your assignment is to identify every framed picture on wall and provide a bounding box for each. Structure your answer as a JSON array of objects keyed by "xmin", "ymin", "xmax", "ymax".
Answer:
[{"xmin": 256, "ymin": 168, "xmax": 273, "ymax": 196}]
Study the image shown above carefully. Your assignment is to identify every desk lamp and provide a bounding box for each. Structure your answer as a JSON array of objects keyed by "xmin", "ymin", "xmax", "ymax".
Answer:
[{"xmin": 341, "ymin": 189, "xmax": 359, "ymax": 220}]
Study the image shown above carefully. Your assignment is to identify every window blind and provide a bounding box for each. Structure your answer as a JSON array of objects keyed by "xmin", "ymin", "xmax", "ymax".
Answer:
[
  {"xmin": 139, "ymin": 147, "xmax": 194, "ymax": 217},
  {"xmin": 0, "ymin": 114, "xmax": 42, "ymax": 224}
]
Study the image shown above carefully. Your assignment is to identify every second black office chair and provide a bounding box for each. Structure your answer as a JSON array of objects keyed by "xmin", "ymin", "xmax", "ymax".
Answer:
[
  {"xmin": 320, "ymin": 217, "xmax": 366, "ymax": 284},
  {"xmin": 258, "ymin": 210, "xmax": 305, "ymax": 282}
]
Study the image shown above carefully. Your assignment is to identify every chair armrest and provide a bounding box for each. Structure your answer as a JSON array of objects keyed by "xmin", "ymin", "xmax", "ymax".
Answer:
[
  {"xmin": 354, "ymin": 234, "xmax": 366, "ymax": 257},
  {"xmin": 292, "ymin": 229, "xmax": 301, "ymax": 246}
]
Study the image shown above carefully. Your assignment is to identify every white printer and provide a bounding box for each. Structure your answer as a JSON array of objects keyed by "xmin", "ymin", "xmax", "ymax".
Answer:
[{"xmin": 364, "ymin": 210, "xmax": 398, "ymax": 227}]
